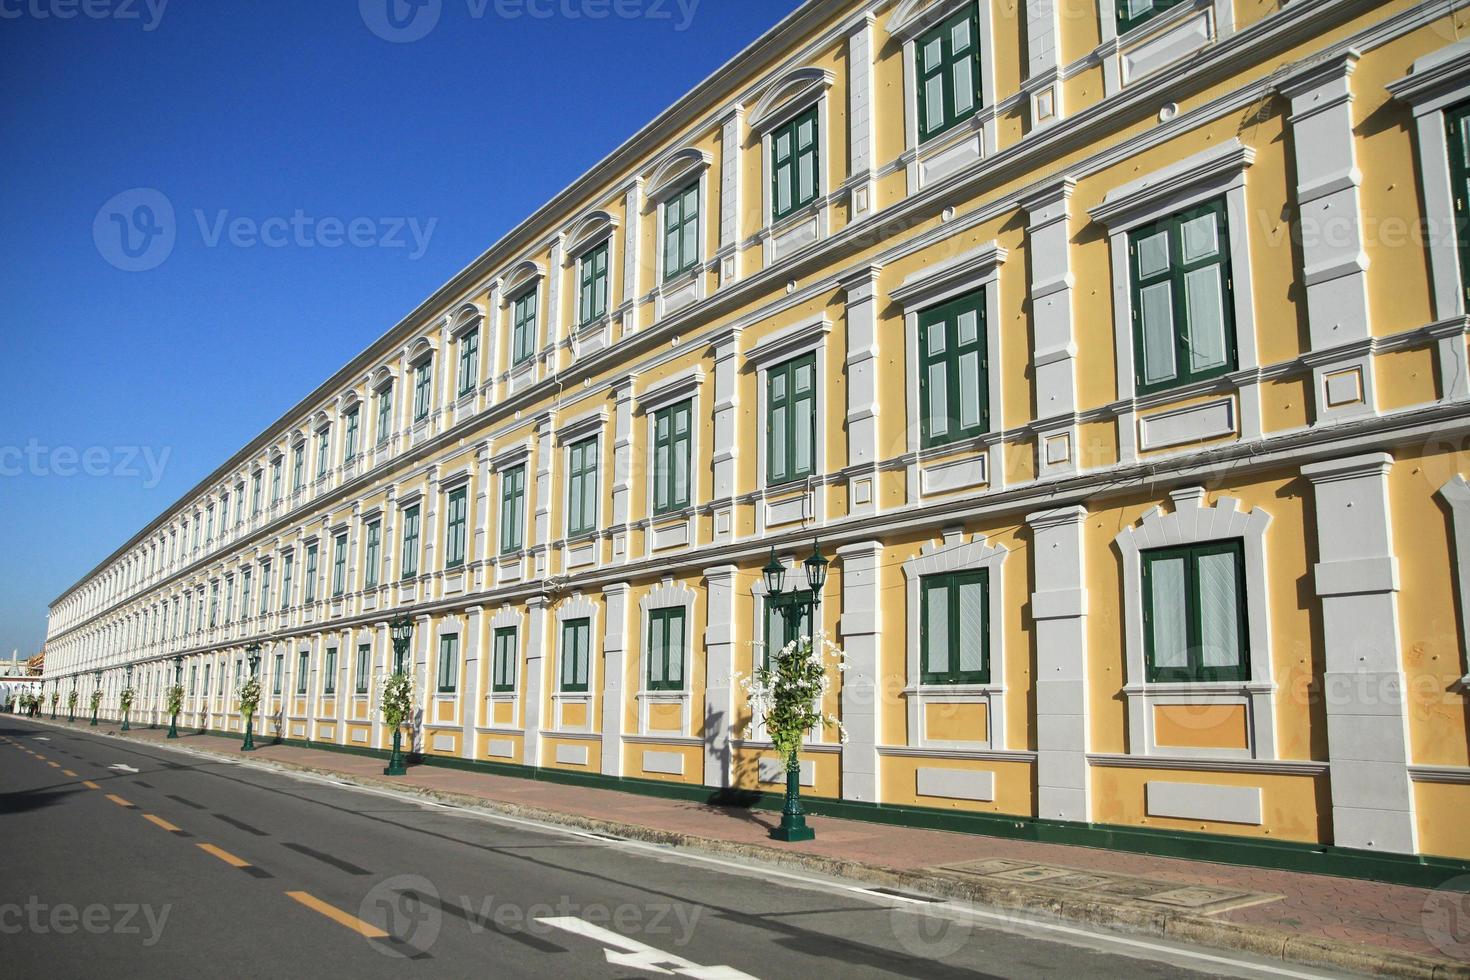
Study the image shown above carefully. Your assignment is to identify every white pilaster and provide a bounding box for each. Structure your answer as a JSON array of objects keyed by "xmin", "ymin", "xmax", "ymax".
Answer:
[
  {"xmin": 841, "ymin": 267, "xmax": 882, "ymax": 516},
  {"xmin": 1027, "ymin": 505, "xmax": 1089, "ymax": 823},
  {"xmin": 461, "ymin": 605, "xmax": 482, "ymax": 759},
  {"xmin": 601, "ymin": 582, "xmax": 629, "ymax": 777},
  {"xmin": 846, "ymin": 15, "xmax": 878, "ymax": 220},
  {"xmin": 702, "ymin": 565, "xmax": 737, "ymax": 787},
  {"xmin": 623, "ymin": 180, "xmax": 643, "ymax": 332},
  {"xmin": 837, "ymin": 541, "xmax": 881, "ymax": 802},
  {"xmin": 709, "ymin": 333, "xmax": 740, "ymax": 543},
  {"xmin": 611, "ymin": 378, "xmax": 636, "ymax": 562},
  {"xmin": 1021, "ymin": 177, "xmax": 1079, "ymax": 477},
  {"xmin": 717, "ymin": 107, "xmax": 743, "ymax": 288},
  {"xmin": 523, "ymin": 595, "xmax": 548, "ymax": 767}
]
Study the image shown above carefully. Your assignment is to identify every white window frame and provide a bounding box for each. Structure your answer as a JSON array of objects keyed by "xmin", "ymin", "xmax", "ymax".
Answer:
[
  {"xmin": 1436, "ymin": 475, "xmax": 1470, "ymax": 692},
  {"xmin": 502, "ymin": 261, "xmax": 545, "ymax": 392},
  {"xmin": 1113, "ymin": 486, "xmax": 1276, "ymax": 759},
  {"xmin": 745, "ymin": 313, "xmax": 830, "ymax": 536},
  {"xmin": 890, "ymin": 241, "xmax": 1006, "ymax": 501},
  {"xmin": 1096, "ymin": 0, "xmax": 1234, "ymax": 97},
  {"xmin": 636, "ymin": 579, "xmax": 698, "ymax": 736},
  {"xmin": 567, "ymin": 210, "xmax": 621, "ymax": 358},
  {"xmin": 449, "ymin": 305, "xmax": 484, "ymax": 405},
  {"xmin": 901, "ymin": 530, "xmax": 1008, "ymax": 750},
  {"xmin": 647, "ymin": 148, "xmax": 711, "ymax": 320},
  {"xmin": 552, "ymin": 594, "xmax": 599, "ymax": 734},
  {"xmin": 748, "ymin": 67, "xmax": 835, "ymax": 265},
  {"xmin": 490, "ymin": 442, "xmax": 532, "ymax": 586},
  {"xmin": 555, "ymin": 408, "xmax": 609, "ymax": 553},
  {"xmin": 637, "ymin": 367, "xmax": 705, "ymax": 553},
  {"xmin": 1089, "ymin": 139, "xmax": 1261, "ymax": 462},
  {"xmin": 487, "ymin": 606, "xmax": 525, "ymax": 727},
  {"xmin": 887, "ymin": 0, "xmax": 998, "ymax": 195},
  {"xmin": 407, "ymin": 336, "xmax": 438, "ymax": 432}
]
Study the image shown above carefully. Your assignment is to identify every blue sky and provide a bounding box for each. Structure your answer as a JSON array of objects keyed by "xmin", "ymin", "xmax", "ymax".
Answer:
[{"xmin": 0, "ymin": 0, "xmax": 803, "ymax": 659}]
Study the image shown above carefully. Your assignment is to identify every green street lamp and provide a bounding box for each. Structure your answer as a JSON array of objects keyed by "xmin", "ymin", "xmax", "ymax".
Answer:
[
  {"xmin": 167, "ymin": 654, "xmax": 183, "ymax": 739},
  {"xmin": 384, "ymin": 615, "xmax": 413, "ymax": 777},
  {"xmin": 764, "ymin": 539, "xmax": 830, "ymax": 844},
  {"xmin": 91, "ymin": 670, "xmax": 101, "ymax": 726},
  {"xmin": 121, "ymin": 663, "xmax": 134, "ymax": 732},
  {"xmin": 68, "ymin": 678, "xmax": 76, "ymax": 723},
  {"xmin": 242, "ymin": 644, "xmax": 261, "ymax": 752},
  {"xmin": 50, "ymin": 681, "xmax": 57, "ymax": 720}
]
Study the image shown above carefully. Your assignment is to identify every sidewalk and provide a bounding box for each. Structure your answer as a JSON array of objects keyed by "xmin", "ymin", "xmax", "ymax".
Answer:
[{"xmin": 32, "ymin": 717, "xmax": 1470, "ymax": 979}]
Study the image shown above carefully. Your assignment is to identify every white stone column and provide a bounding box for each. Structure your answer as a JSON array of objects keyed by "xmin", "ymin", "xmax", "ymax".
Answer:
[
  {"xmin": 601, "ymin": 583, "xmax": 630, "ymax": 777},
  {"xmin": 472, "ymin": 442, "xmax": 492, "ymax": 590},
  {"xmin": 422, "ymin": 466, "xmax": 441, "ymax": 588},
  {"xmin": 846, "ymin": 15, "xmax": 878, "ymax": 219},
  {"xmin": 1026, "ymin": 505, "xmax": 1090, "ymax": 823},
  {"xmin": 545, "ymin": 234, "xmax": 565, "ymax": 369},
  {"xmin": 1021, "ymin": 178, "xmax": 1079, "ymax": 477},
  {"xmin": 1281, "ymin": 52, "xmax": 1376, "ymax": 422},
  {"xmin": 709, "ymin": 331, "xmax": 740, "ymax": 542},
  {"xmin": 702, "ymin": 565, "xmax": 737, "ymax": 787},
  {"xmin": 1022, "ymin": 0, "xmax": 1063, "ymax": 130},
  {"xmin": 717, "ymin": 107, "xmax": 744, "ymax": 288},
  {"xmin": 522, "ymin": 595, "xmax": 548, "ymax": 767},
  {"xmin": 623, "ymin": 180, "xmax": 643, "ymax": 333},
  {"xmin": 461, "ymin": 605, "xmax": 482, "ymax": 758},
  {"xmin": 1302, "ymin": 452, "xmax": 1416, "ymax": 853},
  {"xmin": 841, "ymin": 268, "xmax": 882, "ymax": 516},
  {"xmin": 413, "ymin": 612, "xmax": 432, "ymax": 756},
  {"xmin": 532, "ymin": 413, "xmax": 554, "ymax": 579},
  {"xmin": 371, "ymin": 620, "xmax": 388, "ymax": 749},
  {"xmin": 836, "ymin": 542, "xmax": 881, "ymax": 802},
  {"xmin": 611, "ymin": 378, "xmax": 635, "ymax": 563}
]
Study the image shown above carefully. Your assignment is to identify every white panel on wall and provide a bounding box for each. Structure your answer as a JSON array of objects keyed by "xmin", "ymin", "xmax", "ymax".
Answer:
[
  {"xmin": 758, "ymin": 756, "xmax": 814, "ymax": 786},
  {"xmin": 1146, "ymin": 781, "xmax": 1262, "ymax": 825},
  {"xmin": 916, "ymin": 767, "xmax": 995, "ymax": 802},
  {"xmin": 641, "ymin": 750, "xmax": 685, "ymax": 776},
  {"xmin": 555, "ymin": 744, "xmax": 590, "ymax": 766}
]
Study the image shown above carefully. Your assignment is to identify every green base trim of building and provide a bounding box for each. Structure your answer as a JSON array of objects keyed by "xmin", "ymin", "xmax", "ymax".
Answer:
[{"xmin": 153, "ymin": 725, "xmax": 1470, "ymax": 891}]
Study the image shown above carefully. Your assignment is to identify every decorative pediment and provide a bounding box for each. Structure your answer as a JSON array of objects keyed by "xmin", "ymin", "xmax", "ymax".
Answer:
[
  {"xmin": 567, "ymin": 209, "xmax": 620, "ymax": 256},
  {"xmin": 647, "ymin": 147, "xmax": 712, "ymax": 201},
  {"xmin": 449, "ymin": 302, "xmax": 484, "ymax": 338},
  {"xmin": 749, "ymin": 67, "xmax": 834, "ymax": 132},
  {"xmin": 502, "ymin": 260, "xmax": 544, "ymax": 299}
]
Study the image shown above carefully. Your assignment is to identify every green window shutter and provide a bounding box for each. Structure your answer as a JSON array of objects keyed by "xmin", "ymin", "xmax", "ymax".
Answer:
[
  {"xmin": 919, "ymin": 570, "xmax": 989, "ymax": 685},
  {"xmin": 513, "ymin": 290, "xmax": 538, "ymax": 365},
  {"xmin": 1142, "ymin": 540, "xmax": 1249, "ymax": 682},
  {"xmin": 413, "ymin": 360, "xmax": 433, "ymax": 420},
  {"xmin": 1447, "ymin": 101, "xmax": 1470, "ymax": 307},
  {"xmin": 356, "ymin": 644, "xmax": 371, "ymax": 694},
  {"xmin": 916, "ymin": 2, "xmax": 984, "ymax": 144},
  {"xmin": 364, "ymin": 522, "xmax": 380, "ymax": 588},
  {"xmin": 292, "ymin": 445, "xmax": 305, "ymax": 490},
  {"xmin": 344, "ymin": 409, "xmax": 360, "ymax": 462},
  {"xmin": 767, "ymin": 353, "xmax": 817, "ymax": 486},
  {"xmin": 271, "ymin": 656, "xmax": 281, "ymax": 696},
  {"xmin": 771, "ymin": 105, "xmax": 821, "ymax": 223},
  {"xmin": 401, "ymin": 505, "xmax": 420, "ymax": 579},
  {"xmin": 297, "ymin": 651, "xmax": 308, "ymax": 694},
  {"xmin": 918, "ymin": 287, "xmax": 989, "ymax": 448},
  {"xmin": 458, "ymin": 328, "xmax": 479, "ymax": 396},
  {"xmin": 566, "ymin": 437, "xmax": 598, "ymax": 537},
  {"xmin": 445, "ymin": 487, "xmax": 467, "ymax": 568},
  {"xmin": 493, "ymin": 627, "xmax": 517, "ymax": 693},
  {"xmin": 281, "ymin": 553, "xmax": 293, "ymax": 609},
  {"xmin": 647, "ymin": 607, "xmax": 686, "ymax": 691},
  {"xmin": 500, "ymin": 465, "xmax": 526, "ymax": 554},
  {"xmin": 1129, "ymin": 197, "xmax": 1236, "ymax": 394},
  {"xmin": 377, "ymin": 385, "xmax": 393, "ymax": 445},
  {"xmin": 304, "ymin": 544, "xmax": 318, "ymax": 602},
  {"xmin": 663, "ymin": 182, "xmax": 700, "ymax": 280},
  {"xmin": 324, "ymin": 648, "xmax": 337, "ymax": 694},
  {"xmin": 652, "ymin": 399, "xmax": 693, "ymax": 514},
  {"xmin": 332, "ymin": 533, "xmax": 347, "ymax": 596},
  {"xmin": 1116, "ymin": 0, "xmax": 1184, "ymax": 35},
  {"xmin": 438, "ymin": 635, "xmax": 459, "ymax": 693},
  {"xmin": 579, "ymin": 242, "xmax": 610, "ymax": 324},
  {"xmin": 561, "ymin": 619, "xmax": 590, "ymax": 693}
]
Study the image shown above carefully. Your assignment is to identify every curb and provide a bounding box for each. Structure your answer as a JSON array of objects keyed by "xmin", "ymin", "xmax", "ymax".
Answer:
[{"xmin": 19, "ymin": 716, "xmax": 1470, "ymax": 979}]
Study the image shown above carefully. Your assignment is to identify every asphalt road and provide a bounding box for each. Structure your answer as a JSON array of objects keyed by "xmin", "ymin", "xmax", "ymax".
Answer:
[{"xmin": 0, "ymin": 715, "xmax": 1342, "ymax": 979}]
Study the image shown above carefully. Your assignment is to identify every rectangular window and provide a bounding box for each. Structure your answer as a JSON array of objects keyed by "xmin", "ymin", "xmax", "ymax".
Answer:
[
  {"xmin": 445, "ymin": 487, "xmax": 467, "ymax": 568},
  {"xmin": 771, "ymin": 105, "xmax": 820, "ymax": 222},
  {"xmin": 578, "ymin": 241, "xmax": 609, "ymax": 324},
  {"xmin": 343, "ymin": 409, "xmax": 360, "ymax": 463},
  {"xmin": 652, "ymin": 399, "xmax": 692, "ymax": 514},
  {"xmin": 259, "ymin": 561, "xmax": 271, "ymax": 613},
  {"xmin": 355, "ymin": 644, "xmax": 371, "ymax": 695},
  {"xmin": 193, "ymin": 514, "xmax": 201, "ymax": 549},
  {"xmin": 662, "ymin": 182, "xmax": 700, "ymax": 280},
  {"xmin": 413, "ymin": 360, "xmax": 432, "ymax": 421},
  {"xmin": 512, "ymin": 290, "xmax": 538, "ymax": 366},
  {"xmin": 376, "ymin": 385, "xmax": 393, "ymax": 446},
  {"xmin": 566, "ymin": 438, "xmax": 598, "ymax": 537},
  {"xmin": 458, "ymin": 328, "xmax": 480, "ymax": 397},
  {"xmin": 500, "ymin": 465, "xmax": 526, "ymax": 554},
  {"xmin": 203, "ymin": 663, "xmax": 211, "ymax": 698},
  {"xmin": 206, "ymin": 506, "xmax": 215, "ymax": 542},
  {"xmin": 292, "ymin": 444, "xmax": 306, "ymax": 491},
  {"xmin": 209, "ymin": 581, "xmax": 219, "ymax": 627},
  {"xmin": 236, "ymin": 483, "xmax": 245, "ymax": 524},
  {"xmin": 272, "ymin": 654, "xmax": 283, "ymax": 696},
  {"xmin": 220, "ymin": 494, "xmax": 230, "ymax": 529},
  {"xmin": 1447, "ymin": 100, "xmax": 1470, "ymax": 308},
  {"xmin": 646, "ymin": 607, "xmax": 686, "ymax": 692},
  {"xmin": 190, "ymin": 665, "xmax": 197, "ymax": 696},
  {"xmin": 323, "ymin": 647, "xmax": 337, "ymax": 695},
  {"xmin": 304, "ymin": 543, "xmax": 318, "ymax": 603},
  {"xmin": 316, "ymin": 430, "xmax": 330, "ymax": 478},
  {"xmin": 281, "ymin": 551, "xmax": 294, "ymax": 609},
  {"xmin": 223, "ymin": 576, "xmax": 234, "ymax": 623},
  {"xmin": 767, "ymin": 352, "xmax": 817, "ymax": 486},
  {"xmin": 401, "ymin": 505, "xmax": 421, "ymax": 579},
  {"xmin": 1129, "ymin": 198, "xmax": 1236, "ymax": 394},
  {"xmin": 763, "ymin": 591, "xmax": 813, "ymax": 666},
  {"xmin": 331, "ymin": 532, "xmax": 347, "ymax": 597},
  {"xmin": 560, "ymin": 618, "xmax": 591, "ymax": 693},
  {"xmin": 297, "ymin": 651, "xmax": 309, "ymax": 694},
  {"xmin": 1116, "ymin": 0, "xmax": 1185, "ymax": 35},
  {"xmin": 918, "ymin": 287, "xmax": 988, "ymax": 448},
  {"xmin": 241, "ymin": 568, "xmax": 252, "ymax": 619},
  {"xmin": 251, "ymin": 474, "xmax": 261, "ymax": 516},
  {"xmin": 364, "ymin": 520, "xmax": 381, "ymax": 589},
  {"xmin": 492, "ymin": 627, "xmax": 517, "ymax": 693},
  {"xmin": 1143, "ymin": 540, "xmax": 1248, "ymax": 682},
  {"xmin": 437, "ymin": 635, "xmax": 459, "ymax": 693},
  {"xmin": 916, "ymin": 2, "xmax": 983, "ymax": 144},
  {"xmin": 270, "ymin": 458, "xmax": 283, "ymax": 503},
  {"xmin": 920, "ymin": 571, "xmax": 989, "ymax": 685}
]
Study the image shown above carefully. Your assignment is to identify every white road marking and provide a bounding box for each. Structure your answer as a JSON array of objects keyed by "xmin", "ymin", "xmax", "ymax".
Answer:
[
  {"xmin": 109, "ymin": 764, "xmax": 140, "ymax": 773},
  {"xmin": 537, "ymin": 916, "xmax": 757, "ymax": 979}
]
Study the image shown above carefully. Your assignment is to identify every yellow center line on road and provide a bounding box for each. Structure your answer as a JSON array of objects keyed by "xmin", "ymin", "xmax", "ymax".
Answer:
[
  {"xmin": 143, "ymin": 814, "xmax": 183, "ymax": 833},
  {"xmin": 62, "ymin": 769, "xmax": 77, "ymax": 777},
  {"xmin": 82, "ymin": 780, "xmax": 100, "ymax": 790},
  {"xmin": 284, "ymin": 891, "xmax": 389, "ymax": 939},
  {"xmin": 197, "ymin": 843, "xmax": 251, "ymax": 869},
  {"xmin": 106, "ymin": 794, "xmax": 134, "ymax": 808},
  {"xmin": 47, "ymin": 761, "xmax": 60, "ymax": 768}
]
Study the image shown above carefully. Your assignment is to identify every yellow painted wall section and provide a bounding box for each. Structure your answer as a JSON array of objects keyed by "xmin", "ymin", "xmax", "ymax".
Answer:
[
  {"xmin": 1154, "ymin": 703, "xmax": 1249, "ymax": 750},
  {"xmin": 1092, "ymin": 767, "xmax": 1329, "ymax": 843},
  {"xmin": 1414, "ymin": 782, "xmax": 1470, "ymax": 860},
  {"xmin": 925, "ymin": 701, "xmax": 989, "ymax": 742},
  {"xmin": 880, "ymin": 756, "xmax": 1034, "ymax": 816}
]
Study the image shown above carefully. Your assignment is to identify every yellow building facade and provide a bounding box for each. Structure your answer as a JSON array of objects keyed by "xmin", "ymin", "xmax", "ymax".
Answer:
[{"xmin": 41, "ymin": 0, "xmax": 1470, "ymax": 868}]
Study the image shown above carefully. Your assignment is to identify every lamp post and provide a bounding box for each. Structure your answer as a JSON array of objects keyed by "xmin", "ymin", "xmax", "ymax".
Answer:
[
  {"xmin": 50, "ymin": 681, "xmax": 57, "ymax": 720},
  {"xmin": 68, "ymin": 678, "xmax": 76, "ymax": 722},
  {"xmin": 91, "ymin": 670, "xmax": 101, "ymax": 726},
  {"xmin": 384, "ymin": 615, "xmax": 413, "ymax": 776},
  {"xmin": 242, "ymin": 644, "xmax": 261, "ymax": 752},
  {"xmin": 121, "ymin": 663, "xmax": 134, "ymax": 731},
  {"xmin": 168, "ymin": 655, "xmax": 182, "ymax": 738},
  {"xmin": 762, "ymin": 540, "xmax": 829, "ymax": 843}
]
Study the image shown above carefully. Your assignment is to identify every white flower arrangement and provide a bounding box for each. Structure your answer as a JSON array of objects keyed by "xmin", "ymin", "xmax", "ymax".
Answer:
[
  {"xmin": 379, "ymin": 671, "xmax": 415, "ymax": 729},
  {"xmin": 165, "ymin": 684, "xmax": 184, "ymax": 716},
  {"xmin": 738, "ymin": 631, "xmax": 849, "ymax": 766},
  {"xmin": 235, "ymin": 677, "xmax": 262, "ymax": 719},
  {"xmin": 118, "ymin": 687, "xmax": 136, "ymax": 712},
  {"xmin": 67, "ymin": 691, "xmax": 78, "ymax": 709},
  {"xmin": 89, "ymin": 690, "xmax": 103, "ymax": 710}
]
